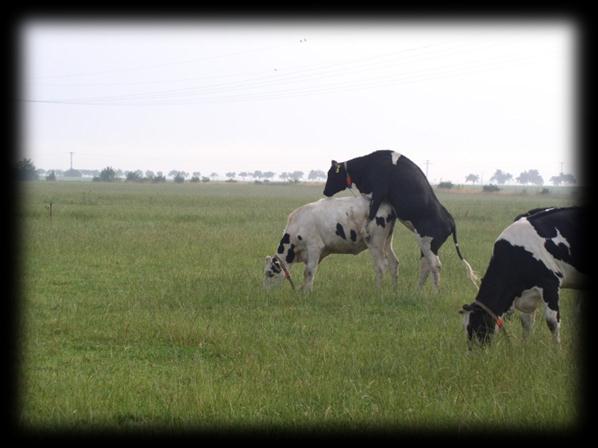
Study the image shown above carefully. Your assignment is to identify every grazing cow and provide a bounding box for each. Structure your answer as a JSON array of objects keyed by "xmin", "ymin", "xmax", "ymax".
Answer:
[
  {"xmin": 323, "ymin": 149, "xmax": 477, "ymax": 289},
  {"xmin": 460, "ymin": 206, "xmax": 586, "ymax": 347},
  {"xmin": 264, "ymin": 194, "xmax": 399, "ymax": 292}
]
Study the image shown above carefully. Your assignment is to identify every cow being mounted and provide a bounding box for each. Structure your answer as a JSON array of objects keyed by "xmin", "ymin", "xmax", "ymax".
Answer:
[
  {"xmin": 460, "ymin": 206, "xmax": 586, "ymax": 347},
  {"xmin": 264, "ymin": 194, "xmax": 399, "ymax": 292},
  {"xmin": 323, "ymin": 149, "xmax": 478, "ymax": 290}
]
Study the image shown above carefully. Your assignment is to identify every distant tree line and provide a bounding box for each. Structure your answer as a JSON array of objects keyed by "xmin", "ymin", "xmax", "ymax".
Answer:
[
  {"xmin": 464, "ymin": 168, "xmax": 577, "ymax": 186},
  {"xmin": 16, "ymin": 159, "xmax": 331, "ymax": 184},
  {"xmin": 18, "ymin": 158, "xmax": 577, "ymax": 187}
]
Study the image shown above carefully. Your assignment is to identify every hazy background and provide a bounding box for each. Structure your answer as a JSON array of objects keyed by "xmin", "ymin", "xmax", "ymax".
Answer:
[{"xmin": 20, "ymin": 19, "xmax": 577, "ymax": 184}]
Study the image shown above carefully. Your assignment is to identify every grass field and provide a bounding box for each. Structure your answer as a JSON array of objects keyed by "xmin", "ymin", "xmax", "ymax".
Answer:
[{"xmin": 17, "ymin": 181, "xmax": 583, "ymax": 432}]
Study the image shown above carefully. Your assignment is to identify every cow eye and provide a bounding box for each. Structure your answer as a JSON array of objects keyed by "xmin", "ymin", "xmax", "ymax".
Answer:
[{"xmin": 266, "ymin": 271, "xmax": 275, "ymax": 278}]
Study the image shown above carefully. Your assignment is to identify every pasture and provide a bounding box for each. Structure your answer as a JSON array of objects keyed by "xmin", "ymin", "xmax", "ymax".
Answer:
[{"xmin": 17, "ymin": 181, "xmax": 583, "ymax": 432}]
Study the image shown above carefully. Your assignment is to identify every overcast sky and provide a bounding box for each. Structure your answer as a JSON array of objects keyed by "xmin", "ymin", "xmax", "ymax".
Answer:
[{"xmin": 20, "ymin": 19, "xmax": 577, "ymax": 184}]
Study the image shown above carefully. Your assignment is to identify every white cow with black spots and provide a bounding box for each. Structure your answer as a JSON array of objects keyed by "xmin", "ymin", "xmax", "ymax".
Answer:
[{"xmin": 263, "ymin": 194, "xmax": 398, "ymax": 292}]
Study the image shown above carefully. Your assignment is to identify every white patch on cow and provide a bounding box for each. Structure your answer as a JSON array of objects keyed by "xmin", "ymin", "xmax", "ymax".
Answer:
[
  {"xmin": 461, "ymin": 309, "xmax": 471, "ymax": 332},
  {"xmin": 513, "ymin": 287, "xmax": 543, "ymax": 313},
  {"xmin": 551, "ymin": 228, "xmax": 571, "ymax": 255},
  {"xmin": 391, "ymin": 151, "xmax": 402, "ymax": 165}
]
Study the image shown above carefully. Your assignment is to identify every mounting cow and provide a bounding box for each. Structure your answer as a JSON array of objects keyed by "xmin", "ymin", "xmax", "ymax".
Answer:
[
  {"xmin": 264, "ymin": 194, "xmax": 399, "ymax": 292},
  {"xmin": 460, "ymin": 206, "xmax": 586, "ymax": 347},
  {"xmin": 323, "ymin": 149, "xmax": 477, "ymax": 289}
]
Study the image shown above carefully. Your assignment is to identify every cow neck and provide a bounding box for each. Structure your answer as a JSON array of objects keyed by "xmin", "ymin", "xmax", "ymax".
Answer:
[
  {"xmin": 343, "ymin": 161, "xmax": 353, "ymax": 188},
  {"xmin": 474, "ymin": 300, "xmax": 505, "ymax": 330}
]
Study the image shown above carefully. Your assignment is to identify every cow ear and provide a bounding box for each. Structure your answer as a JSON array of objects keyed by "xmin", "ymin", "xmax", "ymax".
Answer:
[
  {"xmin": 265, "ymin": 255, "xmax": 272, "ymax": 263},
  {"xmin": 331, "ymin": 160, "xmax": 338, "ymax": 166},
  {"xmin": 461, "ymin": 303, "xmax": 473, "ymax": 312}
]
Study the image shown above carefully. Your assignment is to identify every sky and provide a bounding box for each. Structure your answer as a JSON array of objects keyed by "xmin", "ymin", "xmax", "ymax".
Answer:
[{"xmin": 20, "ymin": 18, "xmax": 577, "ymax": 184}]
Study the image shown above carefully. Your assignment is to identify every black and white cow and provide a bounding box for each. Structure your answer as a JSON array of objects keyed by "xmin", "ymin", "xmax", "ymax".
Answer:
[
  {"xmin": 460, "ymin": 206, "xmax": 586, "ymax": 346},
  {"xmin": 264, "ymin": 194, "xmax": 399, "ymax": 292},
  {"xmin": 323, "ymin": 149, "xmax": 477, "ymax": 289}
]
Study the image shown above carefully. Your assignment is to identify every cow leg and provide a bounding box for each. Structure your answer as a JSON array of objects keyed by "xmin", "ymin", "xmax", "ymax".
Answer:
[
  {"xmin": 415, "ymin": 235, "xmax": 441, "ymax": 290},
  {"xmin": 541, "ymin": 281, "xmax": 562, "ymax": 344},
  {"xmin": 301, "ymin": 247, "xmax": 321, "ymax": 293},
  {"xmin": 519, "ymin": 311, "xmax": 536, "ymax": 340},
  {"xmin": 417, "ymin": 254, "xmax": 430, "ymax": 288},
  {"xmin": 368, "ymin": 245, "xmax": 387, "ymax": 288},
  {"xmin": 417, "ymin": 253, "xmax": 441, "ymax": 290}
]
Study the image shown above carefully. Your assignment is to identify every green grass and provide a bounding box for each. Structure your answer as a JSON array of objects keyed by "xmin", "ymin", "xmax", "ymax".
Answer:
[{"xmin": 18, "ymin": 181, "xmax": 582, "ymax": 432}]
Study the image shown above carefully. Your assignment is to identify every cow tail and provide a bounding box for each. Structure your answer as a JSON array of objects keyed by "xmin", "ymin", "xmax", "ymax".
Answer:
[{"xmin": 452, "ymin": 224, "xmax": 480, "ymax": 290}]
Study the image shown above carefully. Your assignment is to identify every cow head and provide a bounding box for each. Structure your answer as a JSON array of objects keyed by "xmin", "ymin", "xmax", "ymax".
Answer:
[
  {"xmin": 263, "ymin": 255, "xmax": 286, "ymax": 289},
  {"xmin": 459, "ymin": 303, "xmax": 496, "ymax": 347},
  {"xmin": 323, "ymin": 160, "xmax": 348, "ymax": 197}
]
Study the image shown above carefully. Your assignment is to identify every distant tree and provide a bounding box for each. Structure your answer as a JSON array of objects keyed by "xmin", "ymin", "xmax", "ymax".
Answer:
[
  {"xmin": 17, "ymin": 158, "xmax": 39, "ymax": 181},
  {"xmin": 152, "ymin": 173, "xmax": 166, "ymax": 183},
  {"xmin": 550, "ymin": 173, "xmax": 577, "ymax": 186},
  {"xmin": 145, "ymin": 170, "xmax": 155, "ymax": 181},
  {"xmin": 465, "ymin": 174, "xmax": 479, "ymax": 184},
  {"xmin": 201, "ymin": 176, "xmax": 211, "ymax": 183},
  {"xmin": 262, "ymin": 171, "xmax": 275, "ymax": 181},
  {"xmin": 238, "ymin": 171, "xmax": 248, "ymax": 181},
  {"xmin": 516, "ymin": 169, "xmax": 543, "ymax": 186},
  {"xmin": 190, "ymin": 176, "xmax": 200, "ymax": 183},
  {"xmin": 126, "ymin": 170, "xmax": 144, "ymax": 182},
  {"xmin": 46, "ymin": 170, "xmax": 56, "ymax": 181},
  {"xmin": 289, "ymin": 171, "xmax": 304, "ymax": 182},
  {"xmin": 308, "ymin": 170, "xmax": 326, "ymax": 181},
  {"xmin": 192, "ymin": 171, "xmax": 201, "ymax": 178},
  {"xmin": 253, "ymin": 170, "xmax": 263, "ymax": 180},
  {"xmin": 225, "ymin": 172, "xmax": 236, "ymax": 180},
  {"xmin": 210, "ymin": 172, "xmax": 218, "ymax": 180},
  {"xmin": 95, "ymin": 166, "xmax": 117, "ymax": 182},
  {"xmin": 173, "ymin": 172, "xmax": 186, "ymax": 183},
  {"xmin": 279, "ymin": 172, "xmax": 289, "ymax": 182},
  {"xmin": 489, "ymin": 169, "xmax": 513, "ymax": 185}
]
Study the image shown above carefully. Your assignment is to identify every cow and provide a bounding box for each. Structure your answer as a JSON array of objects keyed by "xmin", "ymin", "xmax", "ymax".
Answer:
[
  {"xmin": 460, "ymin": 206, "xmax": 586, "ymax": 347},
  {"xmin": 264, "ymin": 194, "xmax": 399, "ymax": 292},
  {"xmin": 323, "ymin": 149, "xmax": 478, "ymax": 290}
]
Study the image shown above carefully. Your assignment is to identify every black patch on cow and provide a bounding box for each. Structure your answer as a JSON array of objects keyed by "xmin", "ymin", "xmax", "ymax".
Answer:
[
  {"xmin": 350, "ymin": 229, "xmax": 357, "ymax": 242},
  {"xmin": 386, "ymin": 209, "xmax": 397, "ymax": 223},
  {"xmin": 335, "ymin": 223, "xmax": 346, "ymax": 240},
  {"xmin": 297, "ymin": 235, "xmax": 303, "ymax": 240},
  {"xmin": 375, "ymin": 217, "xmax": 386, "ymax": 228},
  {"xmin": 271, "ymin": 260, "xmax": 282, "ymax": 273},
  {"xmin": 286, "ymin": 244, "xmax": 296, "ymax": 263},
  {"xmin": 526, "ymin": 207, "xmax": 585, "ymax": 274},
  {"xmin": 277, "ymin": 233, "xmax": 290, "ymax": 254}
]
